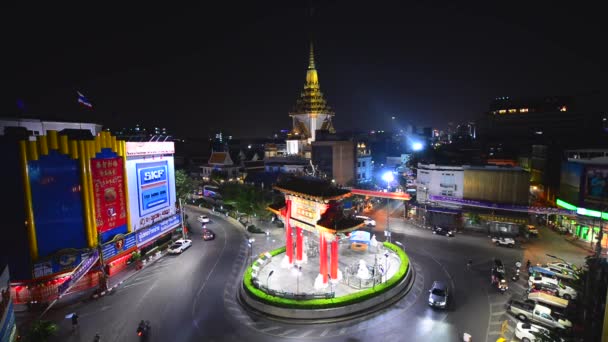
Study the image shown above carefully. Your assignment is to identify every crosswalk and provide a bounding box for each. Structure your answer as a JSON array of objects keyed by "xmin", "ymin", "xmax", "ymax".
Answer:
[{"xmin": 485, "ymin": 276, "xmax": 528, "ymax": 342}]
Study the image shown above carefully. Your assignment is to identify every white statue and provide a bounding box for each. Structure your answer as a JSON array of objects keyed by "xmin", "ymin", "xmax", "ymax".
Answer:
[
  {"xmin": 356, "ymin": 259, "xmax": 370, "ymax": 279},
  {"xmin": 370, "ymin": 235, "xmax": 378, "ymax": 248}
]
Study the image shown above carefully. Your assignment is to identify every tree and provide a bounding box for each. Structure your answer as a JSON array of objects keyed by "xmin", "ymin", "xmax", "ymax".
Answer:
[
  {"xmin": 25, "ymin": 320, "xmax": 58, "ymax": 342},
  {"xmin": 175, "ymin": 169, "xmax": 198, "ymax": 200},
  {"xmin": 221, "ymin": 183, "xmax": 274, "ymax": 222}
]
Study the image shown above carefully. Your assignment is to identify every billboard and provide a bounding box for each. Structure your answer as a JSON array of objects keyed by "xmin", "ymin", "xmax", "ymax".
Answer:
[
  {"xmin": 125, "ymin": 142, "xmax": 177, "ymax": 231},
  {"xmin": 29, "ymin": 152, "xmax": 87, "ymax": 257},
  {"xmin": 584, "ymin": 166, "xmax": 608, "ymax": 205},
  {"xmin": 32, "ymin": 249, "xmax": 91, "ymax": 278},
  {"xmin": 91, "ymin": 157, "xmax": 127, "ymax": 234},
  {"xmin": 101, "ymin": 232, "xmax": 137, "ymax": 261},
  {"xmin": 136, "ymin": 214, "xmax": 181, "ymax": 247},
  {"xmin": 559, "ymin": 161, "xmax": 584, "ymax": 205},
  {"xmin": 289, "ymin": 197, "xmax": 320, "ymax": 227}
]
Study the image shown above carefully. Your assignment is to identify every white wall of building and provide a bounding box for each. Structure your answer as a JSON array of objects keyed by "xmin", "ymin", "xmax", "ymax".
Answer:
[
  {"xmin": 416, "ymin": 164, "xmax": 464, "ymax": 203},
  {"xmin": 357, "ymin": 155, "xmax": 373, "ymax": 183},
  {"xmin": 0, "ymin": 118, "xmax": 103, "ymax": 136}
]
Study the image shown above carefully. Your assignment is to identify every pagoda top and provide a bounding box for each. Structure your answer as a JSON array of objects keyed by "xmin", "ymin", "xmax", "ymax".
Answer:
[
  {"xmin": 289, "ymin": 43, "xmax": 334, "ymax": 117},
  {"xmin": 273, "ymin": 176, "xmax": 350, "ymax": 202}
]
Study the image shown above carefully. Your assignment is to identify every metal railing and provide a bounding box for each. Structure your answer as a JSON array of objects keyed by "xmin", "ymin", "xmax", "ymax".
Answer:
[{"xmin": 251, "ymin": 278, "xmax": 335, "ymax": 300}]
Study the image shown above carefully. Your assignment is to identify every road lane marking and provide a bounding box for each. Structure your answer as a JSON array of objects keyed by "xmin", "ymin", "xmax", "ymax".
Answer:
[
  {"xmin": 296, "ymin": 330, "xmax": 315, "ymax": 338},
  {"xmin": 123, "ymin": 281, "xmax": 147, "ymax": 289},
  {"xmin": 320, "ymin": 328, "xmax": 331, "ymax": 337},
  {"xmin": 491, "ymin": 311, "xmax": 505, "ymax": 316},
  {"xmin": 277, "ymin": 329, "xmax": 297, "ymax": 336},
  {"xmin": 511, "ymin": 282, "xmax": 526, "ymax": 291},
  {"xmin": 338, "ymin": 327, "xmax": 347, "ymax": 335},
  {"xmin": 260, "ymin": 326, "xmax": 281, "ymax": 333}
]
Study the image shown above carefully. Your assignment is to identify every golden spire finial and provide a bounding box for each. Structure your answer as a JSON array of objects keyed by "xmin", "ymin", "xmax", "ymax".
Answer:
[{"xmin": 308, "ymin": 42, "xmax": 316, "ymax": 70}]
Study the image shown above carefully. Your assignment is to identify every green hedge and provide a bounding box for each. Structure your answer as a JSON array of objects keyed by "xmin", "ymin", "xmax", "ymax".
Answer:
[{"xmin": 243, "ymin": 242, "xmax": 409, "ymax": 309}]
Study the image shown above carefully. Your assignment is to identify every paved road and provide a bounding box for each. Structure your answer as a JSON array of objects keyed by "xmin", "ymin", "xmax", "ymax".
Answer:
[{"xmin": 19, "ymin": 203, "xmax": 588, "ymax": 342}]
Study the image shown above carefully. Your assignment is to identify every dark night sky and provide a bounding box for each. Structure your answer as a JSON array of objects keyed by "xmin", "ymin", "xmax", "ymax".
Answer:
[{"xmin": 4, "ymin": 2, "xmax": 606, "ymax": 138}]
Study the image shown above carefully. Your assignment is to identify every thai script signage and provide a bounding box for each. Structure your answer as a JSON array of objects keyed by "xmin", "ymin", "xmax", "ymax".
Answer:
[
  {"xmin": 58, "ymin": 250, "xmax": 99, "ymax": 298},
  {"xmin": 92, "ymin": 157, "xmax": 127, "ymax": 233},
  {"xmin": 135, "ymin": 214, "xmax": 181, "ymax": 247},
  {"xmin": 101, "ymin": 233, "xmax": 137, "ymax": 261}
]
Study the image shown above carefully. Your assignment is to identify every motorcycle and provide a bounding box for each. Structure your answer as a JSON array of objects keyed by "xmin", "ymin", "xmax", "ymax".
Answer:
[
  {"xmin": 511, "ymin": 268, "xmax": 520, "ymax": 281},
  {"xmin": 137, "ymin": 320, "xmax": 151, "ymax": 339}
]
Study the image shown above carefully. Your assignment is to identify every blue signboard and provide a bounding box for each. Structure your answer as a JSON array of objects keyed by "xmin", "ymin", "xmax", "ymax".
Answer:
[
  {"xmin": 136, "ymin": 214, "xmax": 181, "ymax": 247},
  {"xmin": 29, "ymin": 151, "xmax": 87, "ymax": 257},
  {"xmin": 58, "ymin": 249, "xmax": 99, "ymax": 298},
  {"xmin": 136, "ymin": 161, "xmax": 170, "ymax": 217},
  {"xmin": 101, "ymin": 233, "xmax": 137, "ymax": 261}
]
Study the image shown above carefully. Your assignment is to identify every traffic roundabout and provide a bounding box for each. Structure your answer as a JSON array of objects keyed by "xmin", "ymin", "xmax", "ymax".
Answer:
[{"xmin": 238, "ymin": 241, "xmax": 414, "ymax": 321}]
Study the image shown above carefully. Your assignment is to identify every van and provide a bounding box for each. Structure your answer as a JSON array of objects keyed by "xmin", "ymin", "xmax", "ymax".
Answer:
[{"xmin": 527, "ymin": 292, "xmax": 568, "ymax": 310}]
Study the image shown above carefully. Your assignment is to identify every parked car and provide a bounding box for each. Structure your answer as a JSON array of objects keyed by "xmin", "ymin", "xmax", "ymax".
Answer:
[
  {"xmin": 529, "ymin": 266, "xmax": 557, "ymax": 279},
  {"xmin": 167, "ymin": 239, "xmax": 192, "ymax": 254},
  {"xmin": 526, "ymin": 225, "xmax": 539, "ymax": 236},
  {"xmin": 198, "ymin": 215, "xmax": 210, "ymax": 223},
  {"xmin": 506, "ymin": 300, "xmax": 572, "ymax": 330},
  {"xmin": 528, "ymin": 275, "xmax": 578, "ymax": 300},
  {"xmin": 515, "ymin": 322, "xmax": 565, "ymax": 342},
  {"xmin": 428, "ymin": 281, "xmax": 448, "ymax": 309},
  {"xmin": 539, "ymin": 265, "xmax": 579, "ymax": 281},
  {"xmin": 547, "ymin": 262, "xmax": 580, "ymax": 274},
  {"xmin": 528, "ymin": 282, "xmax": 560, "ymax": 297},
  {"xmin": 202, "ymin": 229, "xmax": 215, "ymax": 241},
  {"xmin": 491, "ymin": 236, "xmax": 515, "ymax": 248},
  {"xmin": 356, "ymin": 215, "xmax": 376, "ymax": 227},
  {"xmin": 526, "ymin": 292, "xmax": 569, "ymax": 310},
  {"xmin": 432, "ymin": 226, "xmax": 454, "ymax": 237}
]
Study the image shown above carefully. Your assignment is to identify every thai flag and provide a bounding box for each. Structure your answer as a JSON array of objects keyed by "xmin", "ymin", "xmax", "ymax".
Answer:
[{"xmin": 77, "ymin": 91, "xmax": 93, "ymax": 108}]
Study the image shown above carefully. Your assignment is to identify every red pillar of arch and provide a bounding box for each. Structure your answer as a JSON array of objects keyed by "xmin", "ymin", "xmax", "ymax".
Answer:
[
  {"xmin": 330, "ymin": 239, "xmax": 338, "ymax": 280},
  {"xmin": 296, "ymin": 227, "xmax": 303, "ymax": 263},
  {"xmin": 319, "ymin": 233, "xmax": 328, "ymax": 283},
  {"xmin": 285, "ymin": 199, "xmax": 293, "ymax": 265}
]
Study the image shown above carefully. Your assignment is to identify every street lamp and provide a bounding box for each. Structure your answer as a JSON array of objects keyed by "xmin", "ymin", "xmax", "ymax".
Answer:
[
  {"xmin": 248, "ymin": 238, "xmax": 255, "ymax": 266},
  {"xmin": 328, "ymin": 273, "xmax": 335, "ymax": 296},
  {"xmin": 395, "ymin": 241, "xmax": 404, "ymax": 252},
  {"xmin": 294, "ymin": 265, "xmax": 302, "ymax": 294},
  {"xmin": 384, "ymin": 252, "xmax": 390, "ymax": 282},
  {"xmin": 267, "ymin": 270, "xmax": 274, "ymax": 290},
  {"xmin": 382, "ymin": 171, "xmax": 395, "ymax": 242}
]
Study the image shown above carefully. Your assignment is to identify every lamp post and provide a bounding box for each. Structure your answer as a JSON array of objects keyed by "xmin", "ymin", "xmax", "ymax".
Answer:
[
  {"xmin": 248, "ymin": 238, "xmax": 255, "ymax": 266},
  {"xmin": 267, "ymin": 270, "xmax": 274, "ymax": 290},
  {"xmin": 395, "ymin": 241, "xmax": 404, "ymax": 252},
  {"xmin": 328, "ymin": 273, "xmax": 335, "ymax": 296},
  {"xmin": 294, "ymin": 265, "xmax": 302, "ymax": 294},
  {"xmin": 384, "ymin": 252, "xmax": 390, "ymax": 282},
  {"xmin": 382, "ymin": 171, "xmax": 395, "ymax": 243}
]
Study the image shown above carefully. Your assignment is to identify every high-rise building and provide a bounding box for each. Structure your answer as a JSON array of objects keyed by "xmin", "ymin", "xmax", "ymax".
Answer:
[{"xmin": 286, "ymin": 43, "xmax": 335, "ymax": 158}]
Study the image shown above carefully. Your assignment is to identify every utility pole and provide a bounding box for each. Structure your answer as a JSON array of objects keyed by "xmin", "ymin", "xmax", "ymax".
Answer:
[{"xmin": 178, "ymin": 198, "xmax": 186, "ymax": 239}]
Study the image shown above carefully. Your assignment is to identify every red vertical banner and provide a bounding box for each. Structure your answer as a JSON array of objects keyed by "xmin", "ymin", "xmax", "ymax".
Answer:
[
  {"xmin": 92, "ymin": 157, "xmax": 127, "ymax": 233},
  {"xmin": 319, "ymin": 233, "xmax": 327, "ymax": 283},
  {"xmin": 330, "ymin": 240, "xmax": 338, "ymax": 280},
  {"xmin": 285, "ymin": 199, "xmax": 293, "ymax": 265},
  {"xmin": 296, "ymin": 227, "xmax": 303, "ymax": 262}
]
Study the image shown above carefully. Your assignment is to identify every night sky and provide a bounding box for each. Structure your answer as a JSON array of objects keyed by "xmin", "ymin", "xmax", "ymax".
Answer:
[{"xmin": 4, "ymin": 2, "xmax": 606, "ymax": 138}]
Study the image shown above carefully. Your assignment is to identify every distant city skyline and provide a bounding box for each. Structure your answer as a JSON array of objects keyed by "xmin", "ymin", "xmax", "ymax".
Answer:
[{"xmin": 5, "ymin": 2, "xmax": 606, "ymax": 138}]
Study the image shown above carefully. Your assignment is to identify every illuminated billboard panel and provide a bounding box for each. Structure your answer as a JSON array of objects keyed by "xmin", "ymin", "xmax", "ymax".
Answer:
[
  {"xmin": 584, "ymin": 166, "xmax": 608, "ymax": 205},
  {"xmin": 125, "ymin": 142, "xmax": 177, "ymax": 232},
  {"xmin": 91, "ymin": 157, "xmax": 127, "ymax": 234}
]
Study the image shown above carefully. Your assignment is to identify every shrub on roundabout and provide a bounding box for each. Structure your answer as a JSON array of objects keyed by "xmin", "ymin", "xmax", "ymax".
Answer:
[{"xmin": 243, "ymin": 242, "xmax": 409, "ymax": 309}]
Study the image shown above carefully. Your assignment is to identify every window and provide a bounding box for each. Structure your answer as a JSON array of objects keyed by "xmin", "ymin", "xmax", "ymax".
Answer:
[
  {"xmin": 508, "ymin": 108, "xmax": 517, "ymax": 113},
  {"xmin": 520, "ymin": 108, "xmax": 529, "ymax": 113},
  {"xmin": 498, "ymin": 109, "xmax": 507, "ymax": 114}
]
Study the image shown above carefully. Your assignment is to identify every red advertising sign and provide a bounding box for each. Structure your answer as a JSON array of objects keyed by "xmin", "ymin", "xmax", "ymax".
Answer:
[{"xmin": 92, "ymin": 157, "xmax": 127, "ymax": 233}]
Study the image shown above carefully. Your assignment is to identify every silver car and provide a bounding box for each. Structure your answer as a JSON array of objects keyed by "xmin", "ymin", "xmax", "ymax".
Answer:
[{"xmin": 428, "ymin": 281, "xmax": 448, "ymax": 309}]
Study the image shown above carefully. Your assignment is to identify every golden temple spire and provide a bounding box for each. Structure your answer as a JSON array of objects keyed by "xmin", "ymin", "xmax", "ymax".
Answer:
[
  {"xmin": 308, "ymin": 42, "xmax": 316, "ymax": 70},
  {"xmin": 306, "ymin": 42, "xmax": 319, "ymax": 85}
]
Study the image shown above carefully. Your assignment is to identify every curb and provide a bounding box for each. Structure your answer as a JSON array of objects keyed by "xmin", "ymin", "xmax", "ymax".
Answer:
[{"xmin": 237, "ymin": 262, "xmax": 416, "ymax": 324}]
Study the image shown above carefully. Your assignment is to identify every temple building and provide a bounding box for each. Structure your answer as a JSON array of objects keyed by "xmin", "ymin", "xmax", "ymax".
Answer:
[{"xmin": 286, "ymin": 43, "xmax": 336, "ymax": 159}]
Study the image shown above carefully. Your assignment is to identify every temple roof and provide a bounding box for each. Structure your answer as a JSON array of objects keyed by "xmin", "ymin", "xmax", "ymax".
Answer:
[
  {"xmin": 273, "ymin": 176, "xmax": 350, "ymax": 201},
  {"xmin": 289, "ymin": 43, "xmax": 334, "ymax": 117}
]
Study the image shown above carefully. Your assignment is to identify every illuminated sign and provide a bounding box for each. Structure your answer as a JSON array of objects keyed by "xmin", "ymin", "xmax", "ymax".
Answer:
[
  {"xmin": 126, "ymin": 142, "xmax": 175, "ymax": 156},
  {"xmin": 289, "ymin": 197, "xmax": 319, "ymax": 227},
  {"xmin": 92, "ymin": 157, "xmax": 127, "ymax": 233},
  {"xmin": 136, "ymin": 214, "xmax": 181, "ymax": 246},
  {"xmin": 136, "ymin": 162, "xmax": 169, "ymax": 216}
]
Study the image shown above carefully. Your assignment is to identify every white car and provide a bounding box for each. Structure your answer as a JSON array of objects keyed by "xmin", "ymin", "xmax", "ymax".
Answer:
[
  {"xmin": 491, "ymin": 236, "xmax": 515, "ymax": 248},
  {"xmin": 167, "ymin": 239, "xmax": 192, "ymax": 254},
  {"xmin": 547, "ymin": 261, "xmax": 580, "ymax": 274},
  {"xmin": 198, "ymin": 215, "xmax": 210, "ymax": 223},
  {"xmin": 528, "ymin": 275, "xmax": 578, "ymax": 300},
  {"xmin": 356, "ymin": 216, "xmax": 376, "ymax": 227},
  {"xmin": 540, "ymin": 265, "xmax": 579, "ymax": 281},
  {"xmin": 515, "ymin": 322, "xmax": 563, "ymax": 342}
]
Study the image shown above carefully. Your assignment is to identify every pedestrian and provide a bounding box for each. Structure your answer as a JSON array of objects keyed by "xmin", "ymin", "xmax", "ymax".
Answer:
[
  {"xmin": 526, "ymin": 259, "xmax": 531, "ymax": 271},
  {"xmin": 71, "ymin": 313, "xmax": 79, "ymax": 332},
  {"xmin": 93, "ymin": 333, "xmax": 101, "ymax": 341},
  {"xmin": 467, "ymin": 259, "xmax": 472, "ymax": 270}
]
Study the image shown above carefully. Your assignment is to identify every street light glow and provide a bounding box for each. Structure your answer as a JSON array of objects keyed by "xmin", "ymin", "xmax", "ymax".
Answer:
[
  {"xmin": 382, "ymin": 171, "xmax": 394, "ymax": 183},
  {"xmin": 412, "ymin": 142, "xmax": 423, "ymax": 151}
]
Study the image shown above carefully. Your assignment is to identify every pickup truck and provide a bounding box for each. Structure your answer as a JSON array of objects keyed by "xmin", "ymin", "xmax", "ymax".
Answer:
[
  {"xmin": 491, "ymin": 236, "xmax": 515, "ymax": 248},
  {"xmin": 526, "ymin": 292, "xmax": 568, "ymax": 310},
  {"xmin": 528, "ymin": 275, "xmax": 578, "ymax": 300},
  {"xmin": 507, "ymin": 300, "xmax": 572, "ymax": 330}
]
